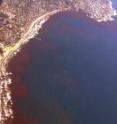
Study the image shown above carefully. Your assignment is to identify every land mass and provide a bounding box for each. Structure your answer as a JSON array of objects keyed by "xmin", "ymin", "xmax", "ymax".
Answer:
[{"xmin": 0, "ymin": 0, "xmax": 117, "ymax": 124}]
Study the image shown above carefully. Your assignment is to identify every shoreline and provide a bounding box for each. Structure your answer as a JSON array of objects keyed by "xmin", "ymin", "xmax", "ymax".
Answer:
[
  {"xmin": 0, "ymin": 0, "xmax": 117, "ymax": 123},
  {"xmin": 0, "ymin": 9, "xmax": 65, "ymax": 124}
]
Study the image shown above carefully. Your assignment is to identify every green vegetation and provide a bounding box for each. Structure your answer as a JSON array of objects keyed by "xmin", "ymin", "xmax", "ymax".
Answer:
[{"xmin": 0, "ymin": 12, "xmax": 8, "ymax": 18}]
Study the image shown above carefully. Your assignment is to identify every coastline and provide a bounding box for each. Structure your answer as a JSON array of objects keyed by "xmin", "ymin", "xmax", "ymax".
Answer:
[
  {"xmin": 0, "ymin": 9, "xmax": 65, "ymax": 124},
  {"xmin": 0, "ymin": 0, "xmax": 117, "ymax": 123}
]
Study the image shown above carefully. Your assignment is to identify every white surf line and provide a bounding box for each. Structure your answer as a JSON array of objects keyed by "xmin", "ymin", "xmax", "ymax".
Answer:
[
  {"xmin": 0, "ymin": 0, "xmax": 117, "ymax": 123},
  {"xmin": 0, "ymin": 9, "xmax": 66, "ymax": 124}
]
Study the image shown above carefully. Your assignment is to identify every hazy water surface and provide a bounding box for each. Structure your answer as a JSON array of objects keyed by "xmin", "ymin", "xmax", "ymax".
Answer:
[{"xmin": 8, "ymin": 12, "xmax": 117, "ymax": 124}]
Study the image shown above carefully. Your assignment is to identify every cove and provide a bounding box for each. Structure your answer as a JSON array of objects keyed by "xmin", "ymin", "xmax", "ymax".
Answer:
[{"xmin": 7, "ymin": 11, "xmax": 117, "ymax": 124}]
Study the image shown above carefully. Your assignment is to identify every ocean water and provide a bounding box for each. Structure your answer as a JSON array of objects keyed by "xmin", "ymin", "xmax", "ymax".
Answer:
[
  {"xmin": 8, "ymin": 11, "xmax": 117, "ymax": 124},
  {"xmin": 112, "ymin": 0, "xmax": 117, "ymax": 10}
]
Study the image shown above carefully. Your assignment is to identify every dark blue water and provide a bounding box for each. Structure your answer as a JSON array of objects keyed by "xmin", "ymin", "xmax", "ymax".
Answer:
[{"xmin": 8, "ymin": 12, "xmax": 117, "ymax": 124}]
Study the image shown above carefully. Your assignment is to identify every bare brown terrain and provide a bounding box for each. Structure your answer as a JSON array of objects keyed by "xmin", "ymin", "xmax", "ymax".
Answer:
[
  {"xmin": 0, "ymin": 0, "xmax": 116, "ymax": 47},
  {"xmin": 0, "ymin": 0, "xmax": 117, "ymax": 124}
]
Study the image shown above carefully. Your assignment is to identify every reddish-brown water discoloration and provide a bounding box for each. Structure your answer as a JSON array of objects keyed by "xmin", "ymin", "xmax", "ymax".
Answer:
[{"xmin": 6, "ymin": 12, "xmax": 117, "ymax": 124}]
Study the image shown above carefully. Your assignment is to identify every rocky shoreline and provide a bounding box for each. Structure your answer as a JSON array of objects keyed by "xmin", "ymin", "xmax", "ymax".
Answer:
[
  {"xmin": 0, "ymin": 0, "xmax": 116, "ymax": 46},
  {"xmin": 0, "ymin": 10, "xmax": 66, "ymax": 124},
  {"xmin": 0, "ymin": 0, "xmax": 117, "ymax": 123}
]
